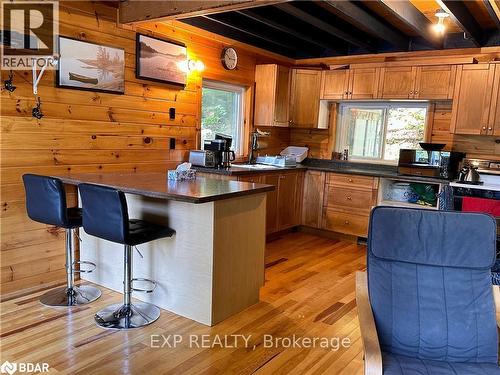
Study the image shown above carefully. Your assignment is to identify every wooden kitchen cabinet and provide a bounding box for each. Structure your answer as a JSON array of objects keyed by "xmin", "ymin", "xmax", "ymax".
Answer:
[
  {"xmin": 263, "ymin": 174, "xmax": 280, "ymax": 234},
  {"xmin": 320, "ymin": 68, "xmax": 380, "ymax": 100},
  {"xmin": 262, "ymin": 171, "xmax": 304, "ymax": 234},
  {"xmin": 254, "ymin": 64, "xmax": 291, "ymax": 127},
  {"xmin": 322, "ymin": 172, "xmax": 378, "ymax": 237},
  {"xmin": 488, "ymin": 64, "xmax": 500, "ymax": 136},
  {"xmin": 289, "ymin": 69, "xmax": 321, "ymax": 128},
  {"xmin": 379, "ymin": 66, "xmax": 417, "ymax": 99},
  {"xmin": 302, "ymin": 171, "xmax": 325, "ymax": 228},
  {"xmin": 321, "ymin": 70, "xmax": 350, "ymax": 100},
  {"xmin": 451, "ymin": 64, "xmax": 496, "ymax": 135},
  {"xmin": 414, "ymin": 65, "xmax": 456, "ymax": 99}
]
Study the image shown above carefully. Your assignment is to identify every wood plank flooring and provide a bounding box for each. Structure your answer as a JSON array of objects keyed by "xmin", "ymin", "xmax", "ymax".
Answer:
[{"xmin": 0, "ymin": 232, "xmax": 367, "ymax": 374}]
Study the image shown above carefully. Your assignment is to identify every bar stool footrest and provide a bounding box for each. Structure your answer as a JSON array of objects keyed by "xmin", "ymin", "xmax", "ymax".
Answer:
[
  {"xmin": 72, "ymin": 260, "xmax": 97, "ymax": 274},
  {"xmin": 131, "ymin": 278, "xmax": 157, "ymax": 293}
]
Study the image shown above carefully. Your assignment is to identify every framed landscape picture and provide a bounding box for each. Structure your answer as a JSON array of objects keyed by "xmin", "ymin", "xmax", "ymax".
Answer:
[
  {"xmin": 136, "ymin": 34, "xmax": 187, "ymax": 86},
  {"xmin": 56, "ymin": 37, "xmax": 125, "ymax": 94}
]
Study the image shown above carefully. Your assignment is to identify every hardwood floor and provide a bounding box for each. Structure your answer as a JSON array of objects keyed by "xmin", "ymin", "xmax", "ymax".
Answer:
[{"xmin": 0, "ymin": 232, "xmax": 367, "ymax": 374}]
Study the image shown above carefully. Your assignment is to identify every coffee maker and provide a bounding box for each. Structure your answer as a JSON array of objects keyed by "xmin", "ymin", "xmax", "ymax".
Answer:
[{"xmin": 203, "ymin": 133, "xmax": 235, "ymax": 169}]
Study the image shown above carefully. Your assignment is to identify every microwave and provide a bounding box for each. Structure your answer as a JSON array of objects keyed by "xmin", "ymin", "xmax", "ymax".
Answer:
[{"xmin": 398, "ymin": 149, "xmax": 464, "ymax": 180}]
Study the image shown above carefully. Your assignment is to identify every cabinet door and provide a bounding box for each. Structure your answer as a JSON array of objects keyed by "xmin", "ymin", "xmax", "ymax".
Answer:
[
  {"xmin": 379, "ymin": 66, "xmax": 416, "ymax": 99},
  {"xmin": 263, "ymin": 174, "xmax": 279, "ymax": 234},
  {"xmin": 490, "ymin": 64, "xmax": 500, "ymax": 136},
  {"xmin": 320, "ymin": 70, "xmax": 349, "ymax": 100},
  {"xmin": 238, "ymin": 174, "xmax": 262, "ymax": 183},
  {"xmin": 290, "ymin": 69, "xmax": 321, "ymax": 128},
  {"xmin": 348, "ymin": 68, "xmax": 380, "ymax": 99},
  {"xmin": 302, "ymin": 171, "xmax": 325, "ymax": 228},
  {"xmin": 277, "ymin": 173, "xmax": 300, "ymax": 230},
  {"xmin": 254, "ymin": 64, "xmax": 277, "ymax": 127},
  {"xmin": 274, "ymin": 65, "xmax": 291, "ymax": 127},
  {"xmin": 414, "ymin": 65, "xmax": 456, "ymax": 100},
  {"xmin": 450, "ymin": 64, "xmax": 495, "ymax": 135}
]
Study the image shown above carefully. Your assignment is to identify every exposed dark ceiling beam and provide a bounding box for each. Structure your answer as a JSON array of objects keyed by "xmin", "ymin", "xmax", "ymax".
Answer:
[
  {"xmin": 205, "ymin": 13, "xmax": 322, "ymax": 55},
  {"xmin": 236, "ymin": 9, "xmax": 346, "ymax": 54},
  {"xmin": 274, "ymin": 3, "xmax": 376, "ymax": 51},
  {"xmin": 379, "ymin": 0, "xmax": 442, "ymax": 49},
  {"xmin": 318, "ymin": 0, "xmax": 408, "ymax": 50},
  {"xmin": 483, "ymin": 0, "xmax": 500, "ymax": 29},
  {"xmin": 119, "ymin": 0, "xmax": 288, "ymax": 23},
  {"xmin": 436, "ymin": 0, "xmax": 484, "ymax": 46},
  {"xmin": 181, "ymin": 17, "xmax": 297, "ymax": 57}
]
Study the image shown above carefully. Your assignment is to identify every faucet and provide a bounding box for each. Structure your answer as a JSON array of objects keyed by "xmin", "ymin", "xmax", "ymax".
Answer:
[{"xmin": 248, "ymin": 129, "xmax": 270, "ymax": 164}]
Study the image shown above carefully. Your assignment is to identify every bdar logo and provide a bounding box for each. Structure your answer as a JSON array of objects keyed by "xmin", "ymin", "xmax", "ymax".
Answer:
[{"xmin": 0, "ymin": 361, "xmax": 17, "ymax": 375}]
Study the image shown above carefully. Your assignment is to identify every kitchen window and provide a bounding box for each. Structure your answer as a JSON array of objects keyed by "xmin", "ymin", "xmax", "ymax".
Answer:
[
  {"xmin": 336, "ymin": 102, "xmax": 428, "ymax": 163},
  {"xmin": 201, "ymin": 80, "xmax": 245, "ymax": 156}
]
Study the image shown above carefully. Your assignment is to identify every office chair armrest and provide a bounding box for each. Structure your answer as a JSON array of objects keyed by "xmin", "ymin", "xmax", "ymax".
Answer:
[
  {"xmin": 356, "ymin": 271, "xmax": 383, "ymax": 375},
  {"xmin": 493, "ymin": 285, "xmax": 500, "ymax": 329}
]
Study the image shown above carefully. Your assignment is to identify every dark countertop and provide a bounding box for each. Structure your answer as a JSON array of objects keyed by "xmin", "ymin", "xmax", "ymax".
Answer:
[
  {"xmin": 54, "ymin": 172, "xmax": 275, "ymax": 204},
  {"xmin": 194, "ymin": 159, "xmax": 450, "ymax": 184}
]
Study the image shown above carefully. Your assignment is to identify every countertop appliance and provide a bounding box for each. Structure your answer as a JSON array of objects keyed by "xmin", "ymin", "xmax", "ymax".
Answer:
[
  {"xmin": 398, "ymin": 148, "xmax": 464, "ymax": 180},
  {"xmin": 188, "ymin": 150, "xmax": 215, "ymax": 168},
  {"xmin": 203, "ymin": 133, "xmax": 235, "ymax": 169}
]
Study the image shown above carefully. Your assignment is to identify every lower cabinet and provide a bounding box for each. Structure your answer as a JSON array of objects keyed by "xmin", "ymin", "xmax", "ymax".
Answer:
[
  {"xmin": 261, "ymin": 171, "xmax": 304, "ymax": 234},
  {"xmin": 321, "ymin": 173, "xmax": 378, "ymax": 237}
]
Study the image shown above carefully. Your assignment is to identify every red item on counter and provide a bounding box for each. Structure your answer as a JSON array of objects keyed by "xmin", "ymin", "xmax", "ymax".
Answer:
[{"xmin": 462, "ymin": 197, "xmax": 500, "ymax": 217}]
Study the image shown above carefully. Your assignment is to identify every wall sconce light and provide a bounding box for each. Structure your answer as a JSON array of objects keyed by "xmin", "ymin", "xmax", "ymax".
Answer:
[
  {"xmin": 433, "ymin": 9, "xmax": 449, "ymax": 35},
  {"xmin": 178, "ymin": 59, "xmax": 205, "ymax": 73}
]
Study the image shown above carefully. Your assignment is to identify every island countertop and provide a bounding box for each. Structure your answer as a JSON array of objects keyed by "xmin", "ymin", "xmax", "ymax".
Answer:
[{"xmin": 53, "ymin": 172, "xmax": 274, "ymax": 203}]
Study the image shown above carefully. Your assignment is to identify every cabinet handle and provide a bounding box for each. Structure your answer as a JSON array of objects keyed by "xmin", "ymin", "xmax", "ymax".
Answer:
[
  {"xmin": 348, "ymin": 178, "xmax": 353, "ymax": 183},
  {"xmin": 489, "ymin": 127, "xmax": 493, "ymax": 131},
  {"xmin": 346, "ymin": 196, "xmax": 352, "ymax": 200},
  {"xmin": 344, "ymin": 220, "xmax": 350, "ymax": 225},
  {"xmin": 482, "ymin": 126, "xmax": 487, "ymax": 130}
]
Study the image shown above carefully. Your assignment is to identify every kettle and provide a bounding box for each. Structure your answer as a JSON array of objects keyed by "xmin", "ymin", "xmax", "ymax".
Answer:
[{"xmin": 459, "ymin": 166, "xmax": 481, "ymax": 183}]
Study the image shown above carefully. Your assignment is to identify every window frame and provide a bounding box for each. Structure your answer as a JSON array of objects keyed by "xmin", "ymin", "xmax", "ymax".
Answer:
[
  {"xmin": 336, "ymin": 101, "xmax": 430, "ymax": 164},
  {"xmin": 201, "ymin": 79, "xmax": 246, "ymax": 157}
]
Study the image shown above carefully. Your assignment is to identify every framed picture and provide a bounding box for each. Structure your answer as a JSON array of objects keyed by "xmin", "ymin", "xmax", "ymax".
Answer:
[
  {"xmin": 136, "ymin": 33, "xmax": 187, "ymax": 86},
  {"xmin": 56, "ymin": 36, "xmax": 125, "ymax": 94}
]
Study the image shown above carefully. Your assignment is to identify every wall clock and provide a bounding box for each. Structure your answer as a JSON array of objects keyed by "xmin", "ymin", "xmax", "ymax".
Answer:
[{"xmin": 221, "ymin": 47, "xmax": 238, "ymax": 70}]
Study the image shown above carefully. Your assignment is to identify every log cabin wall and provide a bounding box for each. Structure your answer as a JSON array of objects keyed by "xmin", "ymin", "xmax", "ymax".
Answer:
[
  {"xmin": 0, "ymin": 1, "xmax": 290, "ymax": 299},
  {"xmin": 291, "ymin": 49, "xmax": 500, "ymax": 161}
]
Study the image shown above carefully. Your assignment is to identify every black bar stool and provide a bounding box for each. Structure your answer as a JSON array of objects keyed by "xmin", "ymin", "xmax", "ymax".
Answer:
[
  {"xmin": 78, "ymin": 183, "xmax": 175, "ymax": 329},
  {"xmin": 22, "ymin": 174, "xmax": 101, "ymax": 306}
]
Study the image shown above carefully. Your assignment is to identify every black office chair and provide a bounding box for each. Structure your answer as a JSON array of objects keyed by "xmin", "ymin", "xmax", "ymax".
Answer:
[
  {"xmin": 22, "ymin": 174, "xmax": 101, "ymax": 307},
  {"xmin": 78, "ymin": 183, "xmax": 175, "ymax": 329}
]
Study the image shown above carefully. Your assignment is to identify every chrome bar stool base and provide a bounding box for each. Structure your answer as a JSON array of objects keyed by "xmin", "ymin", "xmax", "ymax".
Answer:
[
  {"xmin": 94, "ymin": 302, "xmax": 160, "ymax": 329},
  {"xmin": 40, "ymin": 285, "xmax": 101, "ymax": 307}
]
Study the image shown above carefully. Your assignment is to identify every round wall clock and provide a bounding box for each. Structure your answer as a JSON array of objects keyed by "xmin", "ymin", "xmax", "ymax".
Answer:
[{"xmin": 221, "ymin": 47, "xmax": 238, "ymax": 70}]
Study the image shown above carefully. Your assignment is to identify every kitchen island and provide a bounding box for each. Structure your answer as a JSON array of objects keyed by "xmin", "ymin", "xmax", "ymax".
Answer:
[{"xmin": 54, "ymin": 172, "xmax": 274, "ymax": 326}]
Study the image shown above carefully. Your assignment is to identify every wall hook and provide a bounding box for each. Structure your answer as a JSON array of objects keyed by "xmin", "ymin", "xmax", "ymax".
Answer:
[{"xmin": 4, "ymin": 70, "xmax": 16, "ymax": 92}]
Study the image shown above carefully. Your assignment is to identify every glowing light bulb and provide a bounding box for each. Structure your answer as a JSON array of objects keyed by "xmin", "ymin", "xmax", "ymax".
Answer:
[
  {"xmin": 195, "ymin": 60, "xmax": 205, "ymax": 72},
  {"xmin": 433, "ymin": 9, "xmax": 449, "ymax": 35}
]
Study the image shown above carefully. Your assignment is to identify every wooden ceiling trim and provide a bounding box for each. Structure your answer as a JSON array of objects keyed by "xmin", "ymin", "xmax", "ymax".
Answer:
[
  {"xmin": 483, "ymin": 0, "xmax": 500, "ymax": 29},
  {"xmin": 379, "ymin": 0, "xmax": 443, "ymax": 49},
  {"xmin": 119, "ymin": 0, "xmax": 288, "ymax": 24},
  {"xmin": 274, "ymin": 3, "xmax": 376, "ymax": 52},
  {"xmin": 437, "ymin": 0, "xmax": 485, "ymax": 46},
  {"xmin": 318, "ymin": 0, "xmax": 409, "ymax": 50}
]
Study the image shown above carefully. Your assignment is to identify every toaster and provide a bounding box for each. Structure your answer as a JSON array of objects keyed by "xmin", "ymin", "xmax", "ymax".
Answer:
[{"xmin": 188, "ymin": 150, "xmax": 215, "ymax": 167}]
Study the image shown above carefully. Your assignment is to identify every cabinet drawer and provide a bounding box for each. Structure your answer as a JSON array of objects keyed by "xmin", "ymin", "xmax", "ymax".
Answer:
[
  {"xmin": 324, "ymin": 185, "xmax": 374, "ymax": 212},
  {"xmin": 322, "ymin": 209, "xmax": 369, "ymax": 237},
  {"xmin": 326, "ymin": 173, "xmax": 376, "ymax": 189}
]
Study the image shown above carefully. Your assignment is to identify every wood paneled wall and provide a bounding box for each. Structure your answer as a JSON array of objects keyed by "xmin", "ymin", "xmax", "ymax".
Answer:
[{"xmin": 0, "ymin": 1, "xmax": 288, "ymax": 298}]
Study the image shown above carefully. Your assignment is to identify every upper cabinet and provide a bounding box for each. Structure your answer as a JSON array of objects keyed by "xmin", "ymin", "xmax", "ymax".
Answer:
[
  {"xmin": 450, "ymin": 64, "xmax": 496, "ymax": 135},
  {"xmin": 321, "ymin": 68, "xmax": 380, "ymax": 100},
  {"xmin": 254, "ymin": 64, "xmax": 291, "ymax": 127},
  {"xmin": 378, "ymin": 65, "xmax": 456, "ymax": 100},
  {"xmin": 378, "ymin": 66, "xmax": 417, "ymax": 99},
  {"xmin": 289, "ymin": 69, "xmax": 322, "ymax": 128}
]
